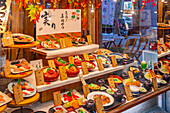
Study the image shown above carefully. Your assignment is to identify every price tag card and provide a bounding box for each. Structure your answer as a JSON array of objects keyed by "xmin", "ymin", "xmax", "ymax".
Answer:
[
  {"xmin": 2, "ymin": 31, "xmax": 14, "ymax": 47},
  {"xmin": 83, "ymin": 53, "xmax": 90, "ymax": 61},
  {"xmin": 124, "ymin": 85, "xmax": 133, "ymax": 101},
  {"xmin": 97, "ymin": 50, "xmax": 102, "ymax": 55},
  {"xmin": 87, "ymin": 35, "xmax": 93, "ymax": 45},
  {"xmin": 96, "ymin": 59, "xmax": 104, "ymax": 71},
  {"xmin": 111, "ymin": 56, "xmax": 117, "ymax": 67},
  {"xmin": 65, "ymin": 37, "xmax": 73, "ymax": 47},
  {"xmin": 82, "ymin": 84, "xmax": 90, "ymax": 98},
  {"xmin": 79, "ymin": 75, "xmax": 86, "ymax": 85},
  {"xmin": 59, "ymin": 66, "xmax": 68, "ymax": 81},
  {"xmin": 35, "ymin": 70, "xmax": 45, "ymax": 86},
  {"xmin": 4, "ymin": 60, "xmax": 11, "ymax": 76},
  {"xmin": 59, "ymin": 38, "xmax": 66, "ymax": 49},
  {"xmin": 48, "ymin": 60, "xmax": 56, "ymax": 69},
  {"xmin": 13, "ymin": 85, "xmax": 24, "ymax": 104},
  {"xmin": 152, "ymin": 77, "xmax": 158, "ymax": 91},
  {"xmin": 162, "ymin": 44, "xmax": 167, "ymax": 52},
  {"xmin": 68, "ymin": 56, "xmax": 74, "ymax": 64},
  {"xmin": 81, "ymin": 62, "xmax": 89, "ymax": 75},
  {"xmin": 128, "ymin": 71, "xmax": 134, "ymax": 80},
  {"xmin": 53, "ymin": 91, "xmax": 62, "ymax": 106},
  {"xmin": 107, "ymin": 78, "xmax": 115, "ymax": 89},
  {"xmin": 95, "ymin": 96, "xmax": 105, "ymax": 113}
]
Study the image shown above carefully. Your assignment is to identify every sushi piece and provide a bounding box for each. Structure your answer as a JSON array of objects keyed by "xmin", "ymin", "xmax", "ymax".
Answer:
[
  {"xmin": 22, "ymin": 90, "xmax": 31, "ymax": 95},
  {"xmin": 21, "ymin": 60, "xmax": 28, "ymax": 65},
  {"xmin": 23, "ymin": 81, "xmax": 28, "ymax": 86},
  {"xmin": 19, "ymin": 67, "xmax": 27, "ymax": 71},
  {"xmin": 14, "ymin": 68, "xmax": 24, "ymax": 72},
  {"xmin": 21, "ymin": 85, "xmax": 32, "ymax": 90},
  {"xmin": 10, "ymin": 65, "xmax": 17, "ymax": 69},
  {"xmin": 23, "ymin": 65, "xmax": 31, "ymax": 70}
]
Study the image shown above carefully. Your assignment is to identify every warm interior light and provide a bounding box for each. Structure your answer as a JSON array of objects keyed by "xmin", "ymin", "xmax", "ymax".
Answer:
[
  {"xmin": 91, "ymin": 4, "xmax": 95, "ymax": 13},
  {"xmin": 161, "ymin": 0, "xmax": 164, "ymax": 2},
  {"xmin": 131, "ymin": 11, "xmax": 135, "ymax": 14},
  {"xmin": 114, "ymin": 0, "xmax": 117, "ymax": 2}
]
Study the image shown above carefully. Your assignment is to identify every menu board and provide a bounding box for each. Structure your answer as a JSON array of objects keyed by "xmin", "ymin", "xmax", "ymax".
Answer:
[
  {"xmin": 36, "ymin": 9, "xmax": 81, "ymax": 35},
  {"xmin": 0, "ymin": 0, "xmax": 11, "ymax": 33}
]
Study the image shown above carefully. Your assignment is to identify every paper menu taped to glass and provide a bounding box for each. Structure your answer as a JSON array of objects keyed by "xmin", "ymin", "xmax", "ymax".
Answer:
[
  {"xmin": 13, "ymin": 85, "xmax": 24, "ymax": 104},
  {"xmin": 53, "ymin": 91, "xmax": 62, "ymax": 106}
]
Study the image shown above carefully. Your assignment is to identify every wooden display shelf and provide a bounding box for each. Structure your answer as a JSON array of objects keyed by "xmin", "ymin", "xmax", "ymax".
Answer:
[
  {"xmin": 0, "ymin": 104, "xmax": 7, "ymax": 113},
  {"xmin": 2, "ymin": 41, "xmax": 39, "ymax": 48},
  {"xmin": 7, "ymin": 93, "xmax": 40, "ymax": 107},
  {"xmin": 107, "ymin": 85, "xmax": 170, "ymax": 113},
  {"xmin": 158, "ymin": 50, "xmax": 170, "ymax": 58},
  {"xmin": 30, "ymin": 44, "xmax": 99, "ymax": 59},
  {"xmin": 157, "ymin": 27, "xmax": 170, "ymax": 30},
  {"xmin": 1, "ymin": 70, "xmax": 33, "ymax": 79}
]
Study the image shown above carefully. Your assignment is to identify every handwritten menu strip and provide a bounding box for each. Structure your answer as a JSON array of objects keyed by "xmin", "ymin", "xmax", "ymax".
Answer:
[
  {"xmin": 59, "ymin": 38, "xmax": 66, "ymax": 49},
  {"xmin": 68, "ymin": 56, "xmax": 74, "ymax": 64},
  {"xmin": 152, "ymin": 77, "xmax": 158, "ymax": 91},
  {"xmin": 111, "ymin": 56, "xmax": 117, "ymax": 67},
  {"xmin": 4, "ymin": 60, "xmax": 11, "ymax": 76},
  {"xmin": 65, "ymin": 37, "xmax": 73, "ymax": 47},
  {"xmin": 97, "ymin": 50, "xmax": 102, "ymax": 55},
  {"xmin": 87, "ymin": 35, "xmax": 93, "ymax": 45},
  {"xmin": 128, "ymin": 71, "xmax": 134, "ymax": 80},
  {"xmin": 48, "ymin": 60, "xmax": 56, "ymax": 69},
  {"xmin": 83, "ymin": 53, "xmax": 90, "ymax": 61},
  {"xmin": 59, "ymin": 66, "xmax": 68, "ymax": 81},
  {"xmin": 107, "ymin": 78, "xmax": 115, "ymax": 89},
  {"xmin": 124, "ymin": 85, "xmax": 133, "ymax": 101},
  {"xmin": 81, "ymin": 62, "xmax": 89, "ymax": 75},
  {"xmin": 95, "ymin": 96, "xmax": 105, "ymax": 113},
  {"xmin": 35, "ymin": 70, "xmax": 45, "ymax": 86},
  {"xmin": 162, "ymin": 44, "xmax": 167, "ymax": 52},
  {"xmin": 13, "ymin": 85, "xmax": 24, "ymax": 104},
  {"xmin": 2, "ymin": 32, "xmax": 14, "ymax": 47},
  {"xmin": 53, "ymin": 91, "xmax": 62, "ymax": 106},
  {"xmin": 82, "ymin": 84, "xmax": 90, "ymax": 98},
  {"xmin": 96, "ymin": 59, "xmax": 104, "ymax": 71},
  {"xmin": 79, "ymin": 75, "xmax": 86, "ymax": 85}
]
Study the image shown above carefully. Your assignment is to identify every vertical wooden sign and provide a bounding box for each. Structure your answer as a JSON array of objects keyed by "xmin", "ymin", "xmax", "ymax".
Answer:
[
  {"xmin": 48, "ymin": 60, "xmax": 56, "ymax": 69},
  {"xmin": 96, "ymin": 59, "xmax": 104, "ymax": 71},
  {"xmin": 53, "ymin": 91, "xmax": 62, "ymax": 106},
  {"xmin": 152, "ymin": 77, "xmax": 158, "ymax": 91},
  {"xmin": 68, "ymin": 56, "xmax": 74, "ymax": 64},
  {"xmin": 2, "ymin": 32, "xmax": 14, "ymax": 47},
  {"xmin": 95, "ymin": 96, "xmax": 105, "ymax": 113},
  {"xmin": 79, "ymin": 75, "xmax": 86, "ymax": 85},
  {"xmin": 65, "ymin": 37, "xmax": 73, "ymax": 47},
  {"xmin": 81, "ymin": 62, "xmax": 89, "ymax": 75},
  {"xmin": 59, "ymin": 66, "xmax": 68, "ymax": 81},
  {"xmin": 83, "ymin": 53, "xmax": 90, "ymax": 61},
  {"xmin": 107, "ymin": 78, "xmax": 115, "ymax": 89},
  {"xmin": 4, "ymin": 60, "xmax": 11, "ymax": 76},
  {"xmin": 128, "ymin": 71, "xmax": 134, "ymax": 80},
  {"xmin": 13, "ymin": 85, "xmax": 24, "ymax": 104},
  {"xmin": 59, "ymin": 38, "xmax": 66, "ymax": 49},
  {"xmin": 87, "ymin": 35, "xmax": 93, "ymax": 45},
  {"xmin": 124, "ymin": 85, "xmax": 133, "ymax": 101},
  {"xmin": 82, "ymin": 84, "xmax": 90, "ymax": 98},
  {"xmin": 111, "ymin": 56, "xmax": 117, "ymax": 67},
  {"xmin": 35, "ymin": 70, "xmax": 45, "ymax": 86}
]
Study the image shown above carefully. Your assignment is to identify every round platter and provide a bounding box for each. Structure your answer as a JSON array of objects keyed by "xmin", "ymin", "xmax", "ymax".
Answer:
[{"xmin": 12, "ymin": 33, "xmax": 34, "ymax": 44}]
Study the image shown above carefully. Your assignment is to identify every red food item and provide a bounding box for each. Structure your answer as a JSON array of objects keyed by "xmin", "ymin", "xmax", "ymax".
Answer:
[
  {"xmin": 64, "ymin": 64, "xmax": 79, "ymax": 77},
  {"xmin": 16, "ymin": 64, "xmax": 22, "ymax": 67},
  {"xmin": 66, "ymin": 107, "xmax": 74, "ymax": 112},
  {"xmin": 63, "ymin": 92, "xmax": 80, "ymax": 102},
  {"xmin": 26, "ymin": 88, "xmax": 35, "ymax": 91},
  {"xmin": 22, "ymin": 92, "xmax": 27, "ymax": 95},
  {"xmin": 54, "ymin": 58, "xmax": 66, "ymax": 67},
  {"xmin": 56, "ymin": 107, "xmax": 63, "ymax": 111},
  {"xmin": 23, "ymin": 65, "xmax": 31, "ymax": 70},
  {"xmin": 41, "ymin": 66, "xmax": 59, "ymax": 82}
]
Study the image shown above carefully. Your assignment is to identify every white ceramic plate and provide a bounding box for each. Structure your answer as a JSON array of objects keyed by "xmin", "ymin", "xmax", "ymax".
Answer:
[
  {"xmin": 41, "ymin": 41, "xmax": 60, "ymax": 50},
  {"xmin": 0, "ymin": 91, "xmax": 12, "ymax": 107},
  {"xmin": 87, "ymin": 91, "xmax": 114, "ymax": 107},
  {"xmin": 12, "ymin": 33, "xmax": 34, "ymax": 44}
]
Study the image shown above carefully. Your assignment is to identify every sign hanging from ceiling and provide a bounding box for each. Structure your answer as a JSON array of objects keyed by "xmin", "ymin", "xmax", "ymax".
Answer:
[
  {"xmin": 36, "ymin": 9, "xmax": 81, "ymax": 35},
  {"xmin": 0, "ymin": 0, "xmax": 11, "ymax": 33}
]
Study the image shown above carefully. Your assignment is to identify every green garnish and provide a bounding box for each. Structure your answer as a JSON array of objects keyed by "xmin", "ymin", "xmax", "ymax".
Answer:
[
  {"xmin": 69, "ymin": 64, "xmax": 74, "ymax": 68},
  {"xmin": 68, "ymin": 89, "xmax": 72, "ymax": 97}
]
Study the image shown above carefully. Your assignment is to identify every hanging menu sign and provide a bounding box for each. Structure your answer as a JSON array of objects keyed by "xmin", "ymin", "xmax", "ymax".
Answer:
[
  {"xmin": 82, "ymin": 84, "xmax": 90, "ymax": 98},
  {"xmin": 0, "ymin": 0, "xmax": 11, "ymax": 33},
  {"xmin": 81, "ymin": 62, "xmax": 89, "ymax": 75},
  {"xmin": 13, "ymin": 85, "xmax": 24, "ymax": 104},
  {"xmin": 36, "ymin": 9, "xmax": 81, "ymax": 35},
  {"xmin": 111, "ymin": 56, "xmax": 117, "ymax": 67},
  {"xmin": 87, "ymin": 35, "xmax": 93, "ymax": 45},
  {"xmin": 2, "ymin": 31, "xmax": 14, "ymax": 47},
  {"xmin": 96, "ymin": 59, "xmax": 104, "ymax": 71},
  {"xmin": 152, "ymin": 77, "xmax": 158, "ymax": 91},
  {"xmin": 59, "ymin": 66, "xmax": 68, "ymax": 81},
  {"xmin": 95, "ymin": 96, "xmax": 105, "ymax": 113},
  {"xmin": 68, "ymin": 56, "xmax": 74, "ymax": 64},
  {"xmin": 35, "ymin": 70, "xmax": 45, "ymax": 86},
  {"xmin": 53, "ymin": 91, "xmax": 62, "ymax": 106},
  {"xmin": 48, "ymin": 60, "xmax": 56, "ymax": 69},
  {"xmin": 124, "ymin": 85, "xmax": 133, "ymax": 101},
  {"xmin": 4, "ymin": 59, "xmax": 11, "ymax": 76}
]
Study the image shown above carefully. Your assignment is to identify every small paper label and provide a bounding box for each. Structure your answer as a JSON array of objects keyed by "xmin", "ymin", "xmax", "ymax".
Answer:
[
  {"xmin": 96, "ymin": 59, "xmax": 104, "ymax": 71},
  {"xmin": 65, "ymin": 37, "xmax": 73, "ymax": 47},
  {"xmin": 2, "ymin": 32, "xmax": 14, "ymax": 47},
  {"xmin": 83, "ymin": 53, "xmax": 90, "ymax": 61},
  {"xmin": 68, "ymin": 56, "xmax": 74, "ymax": 64},
  {"xmin": 124, "ymin": 85, "xmax": 133, "ymax": 101},
  {"xmin": 87, "ymin": 35, "xmax": 93, "ymax": 45},
  {"xmin": 53, "ymin": 91, "xmax": 62, "ymax": 106},
  {"xmin": 59, "ymin": 66, "xmax": 68, "ymax": 81},
  {"xmin": 48, "ymin": 60, "xmax": 56, "ymax": 69},
  {"xmin": 157, "ymin": 45, "xmax": 161, "ymax": 54},
  {"xmin": 95, "ymin": 96, "xmax": 105, "ymax": 113},
  {"xmin": 13, "ymin": 85, "xmax": 24, "ymax": 104},
  {"xmin": 111, "ymin": 56, "xmax": 117, "ymax": 67},
  {"xmin": 107, "ymin": 78, "xmax": 115, "ymax": 89},
  {"xmin": 152, "ymin": 77, "xmax": 158, "ymax": 91},
  {"xmin": 4, "ymin": 60, "xmax": 11, "ymax": 76},
  {"xmin": 159, "ymin": 38, "xmax": 164, "ymax": 44},
  {"xmin": 59, "ymin": 38, "xmax": 66, "ymax": 49},
  {"xmin": 128, "ymin": 71, "xmax": 134, "ymax": 80},
  {"xmin": 35, "ymin": 70, "xmax": 45, "ymax": 86},
  {"xmin": 82, "ymin": 84, "xmax": 90, "ymax": 98},
  {"xmin": 79, "ymin": 75, "xmax": 86, "ymax": 85},
  {"xmin": 81, "ymin": 62, "xmax": 89, "ymax": 75}
]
